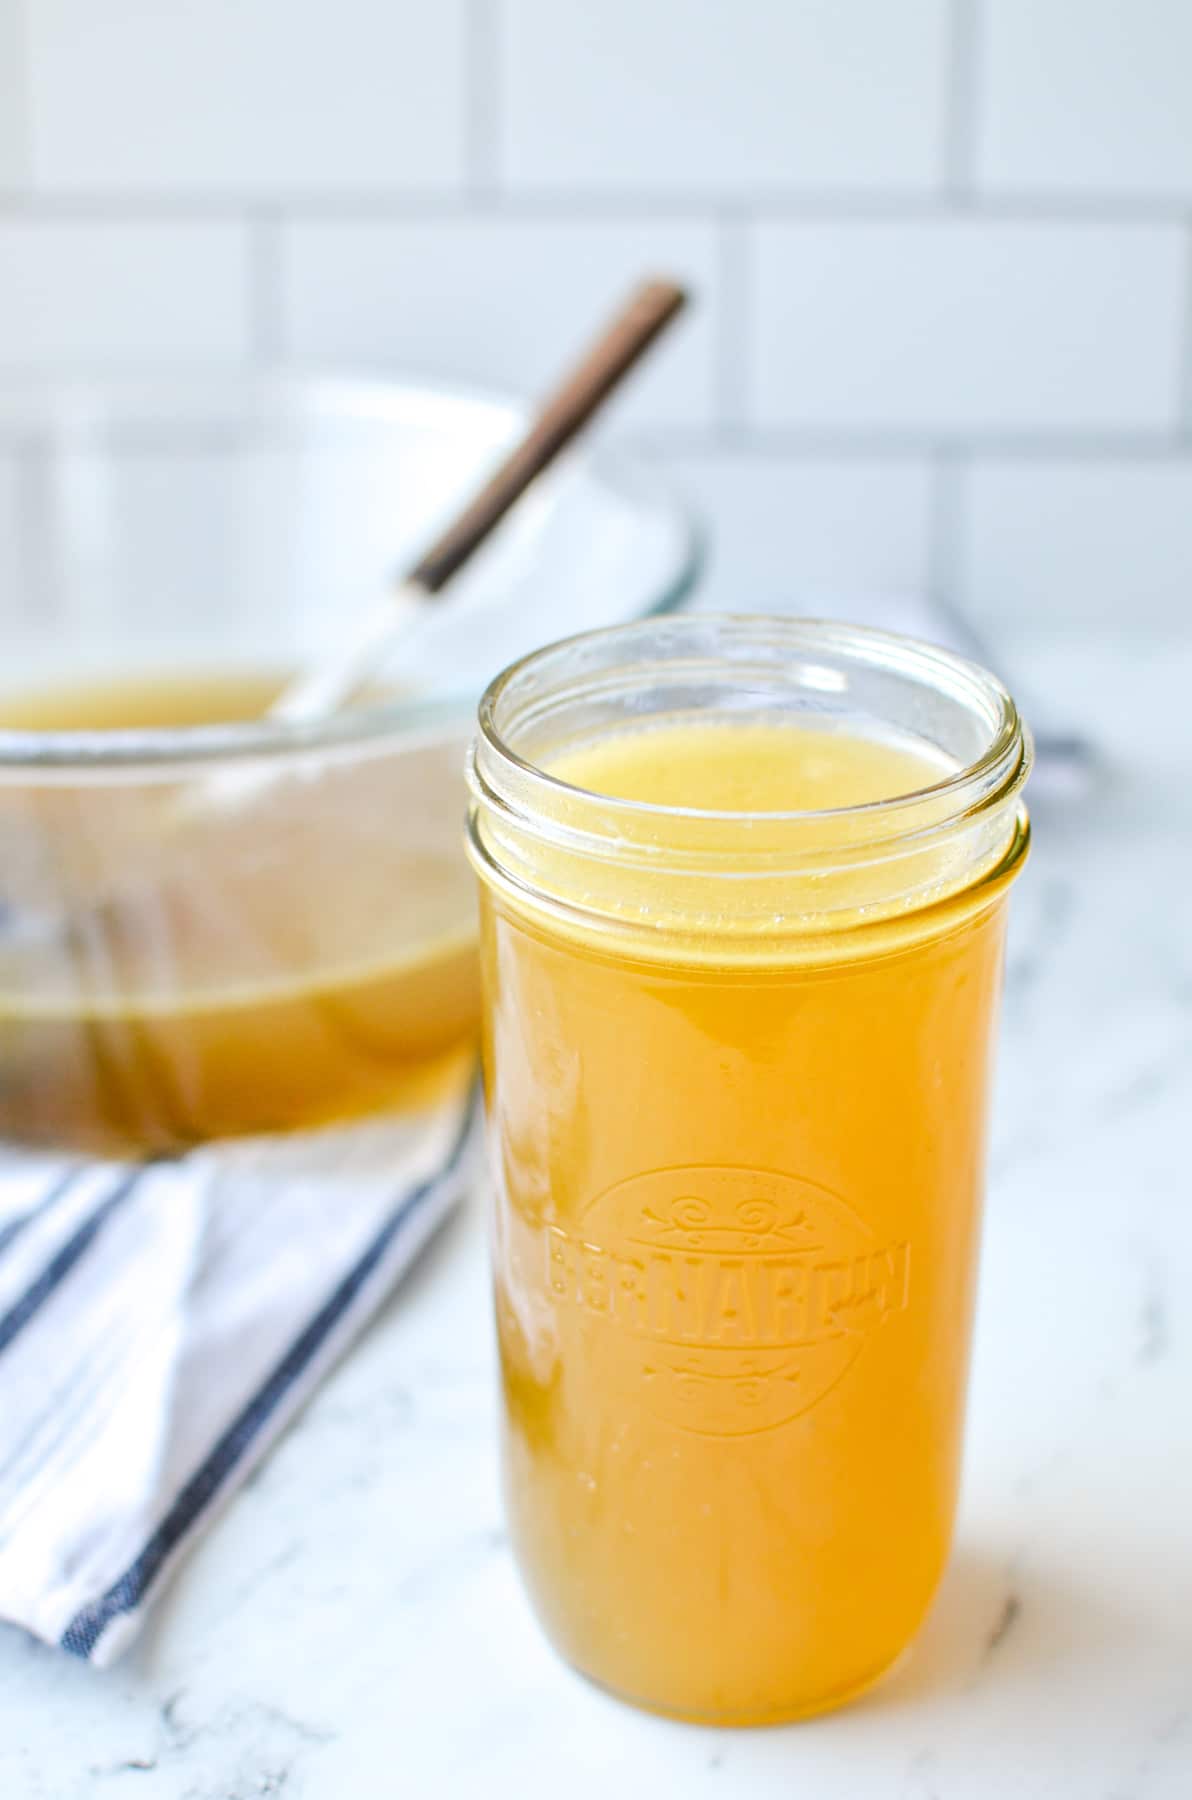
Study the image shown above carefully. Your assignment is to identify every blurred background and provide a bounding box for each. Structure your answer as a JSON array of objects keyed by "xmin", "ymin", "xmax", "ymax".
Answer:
[{"xmin": 0, "ymin": 0, "xmax": 1189, "ymax": 651}]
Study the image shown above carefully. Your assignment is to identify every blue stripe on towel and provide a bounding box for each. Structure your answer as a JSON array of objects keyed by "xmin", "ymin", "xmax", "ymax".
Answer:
[
  {"xmin": 0, "ymin": 1165, "xmax": 86, "ymax": 1259},
  {"xmin": 0, "ymin": 1166, "xmax": 149, "ymax": 1357},
  {"xmin": 59, "ymin": 1088, "xmax": 478, "ymax": 1661}
]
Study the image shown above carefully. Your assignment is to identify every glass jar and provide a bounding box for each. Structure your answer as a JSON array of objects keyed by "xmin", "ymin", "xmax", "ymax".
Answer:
[{"xmin": 467, "ymin": 615, "xmax": 1031, "ymax": 1725}]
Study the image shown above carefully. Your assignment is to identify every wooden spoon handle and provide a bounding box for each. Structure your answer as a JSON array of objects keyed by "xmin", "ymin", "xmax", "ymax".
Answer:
[{"xmin": 405, "ymin": 278, "xmax": 688, "ymax": 596}]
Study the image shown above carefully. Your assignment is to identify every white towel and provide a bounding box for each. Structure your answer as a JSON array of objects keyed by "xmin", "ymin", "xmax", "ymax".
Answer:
[{"xmin": 0, "ymin": 1067, "xmax": 479, "ymax": 1667}]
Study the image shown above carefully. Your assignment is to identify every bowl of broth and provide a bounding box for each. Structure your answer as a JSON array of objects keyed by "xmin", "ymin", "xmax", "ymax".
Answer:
[{"xmin": 0, "ymin": 375, "xmax": 700, "ymax": 1153}]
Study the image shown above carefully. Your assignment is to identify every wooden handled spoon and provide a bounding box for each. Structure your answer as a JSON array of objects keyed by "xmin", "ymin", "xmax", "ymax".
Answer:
[{"xmin": 268, "ymin": 277, "xmax": 689, "ymax": 725}]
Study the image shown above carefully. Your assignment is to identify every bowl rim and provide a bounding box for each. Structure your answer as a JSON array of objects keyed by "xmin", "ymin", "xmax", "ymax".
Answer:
[{"xmin": 0, "ymin": 370, "xmax": 704, "ymax": 776}]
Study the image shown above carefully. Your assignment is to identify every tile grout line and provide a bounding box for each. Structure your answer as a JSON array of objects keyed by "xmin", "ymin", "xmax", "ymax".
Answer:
[
  {"xmin": 247, "ymin": 209, "xmax": 283, "ymax": 362},
  {"xmin": 1179, "ymin": 222, "xmax": 1192, "ymax": 432},
  {"xmin": 713, "ymin": 207, "xmax": 749, "ymax": 441},
  {"xmin": 10, "ymin": 0, "xmax": 32, "ymax": 194},
  {"xmin": 943, "ymin": 0, "xmax": 980, "ymax": 207},
  {"xmin": 464, "ymin": 0, "xmax": 501, "ymax": 205},
  {"xmin": 3, "ymin": 191, "xmax": 1192, "ymax": 225}
]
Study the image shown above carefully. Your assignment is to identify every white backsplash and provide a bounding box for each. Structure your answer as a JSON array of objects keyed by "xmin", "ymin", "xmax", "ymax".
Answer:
[{"xmin": 1, "ymin": 0, "xmax": 1190, "ymax": 637}]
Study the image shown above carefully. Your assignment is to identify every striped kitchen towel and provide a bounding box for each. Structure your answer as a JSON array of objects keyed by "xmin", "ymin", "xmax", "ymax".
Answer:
[{"xmin": 0, "ymin": 1066, "xmax": 480, "ymax": 1667}]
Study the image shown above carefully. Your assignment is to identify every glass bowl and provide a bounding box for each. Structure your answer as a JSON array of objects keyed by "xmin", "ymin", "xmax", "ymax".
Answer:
[{"xmin": 0, "ymin": 374, "xmax": 701, "ymax": 1154}]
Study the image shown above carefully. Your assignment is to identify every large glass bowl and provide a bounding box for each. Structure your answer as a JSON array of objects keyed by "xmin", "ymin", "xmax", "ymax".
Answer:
[
  {"xmin": 0, "ymin": 373, "xmax": 700, "ymax": 701},
  {"xmin": 0, "ymin": 375, "xmax": 701, "ymax": 1153}
]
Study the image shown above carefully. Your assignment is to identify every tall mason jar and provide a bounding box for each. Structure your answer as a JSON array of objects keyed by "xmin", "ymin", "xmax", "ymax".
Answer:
[{"xmin": 467, "ymin": 616, "xmax": 1031, "ymax": 1724}]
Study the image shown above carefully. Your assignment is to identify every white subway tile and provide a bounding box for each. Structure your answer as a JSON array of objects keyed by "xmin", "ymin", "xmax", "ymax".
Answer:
[
  {"xmin": 655, "ymin": 452, "xmax": 933, "ymax": 606},
  {"xmin": 0, "ymin": 223, "xmax": 250, "ymax": 362},
  {"xmin": 27, "ymin": 0, "xmax": 465, "ymax": 192},
  {"xmin": 959, "ymin": 460, "xmax": 1192, "ymax": 632},
  {"xmin": 278, "ymin": 219, "xmax": 719, "ymax": 428},
  {"xmin": 0, "ymin": 0, "xmax": 27, "ymax": 185},
  {"xmin": 977, "ymin": 0, "xmax": 1192, "ymax": 197},
  {"xmin": 500, "ymin": 0, "xmax": 948, "ymax": 193},
  {"xmin": 749, "ymin": 221, "xmax": 1186, "ymax": 432}
]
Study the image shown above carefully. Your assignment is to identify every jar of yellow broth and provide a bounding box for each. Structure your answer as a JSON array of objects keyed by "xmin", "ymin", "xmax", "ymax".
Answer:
[{"xmin": 466, "ymin": 615, "xmax": 1031, "ymax": 1725}]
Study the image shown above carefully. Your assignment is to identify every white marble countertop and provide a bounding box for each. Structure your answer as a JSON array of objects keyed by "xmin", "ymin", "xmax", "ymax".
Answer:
[{"xmin": 2, "ymin": 635, "xmax": 1189, "ymax": 1800}]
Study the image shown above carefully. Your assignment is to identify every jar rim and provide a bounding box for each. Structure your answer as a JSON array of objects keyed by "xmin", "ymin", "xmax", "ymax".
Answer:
[
  {"xmin": 475, "ymin": 614, "xmax": 1027, "ymax": 831},
  {"xmin": 468, "ymin": 615, "xmax": 1032, "ymax": 954}
]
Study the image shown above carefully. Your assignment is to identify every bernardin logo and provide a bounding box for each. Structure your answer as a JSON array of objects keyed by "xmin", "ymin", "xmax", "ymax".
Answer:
[{"xmin": 543, "ymin": 1165, "xmax": 910, "ymax": 1437}]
